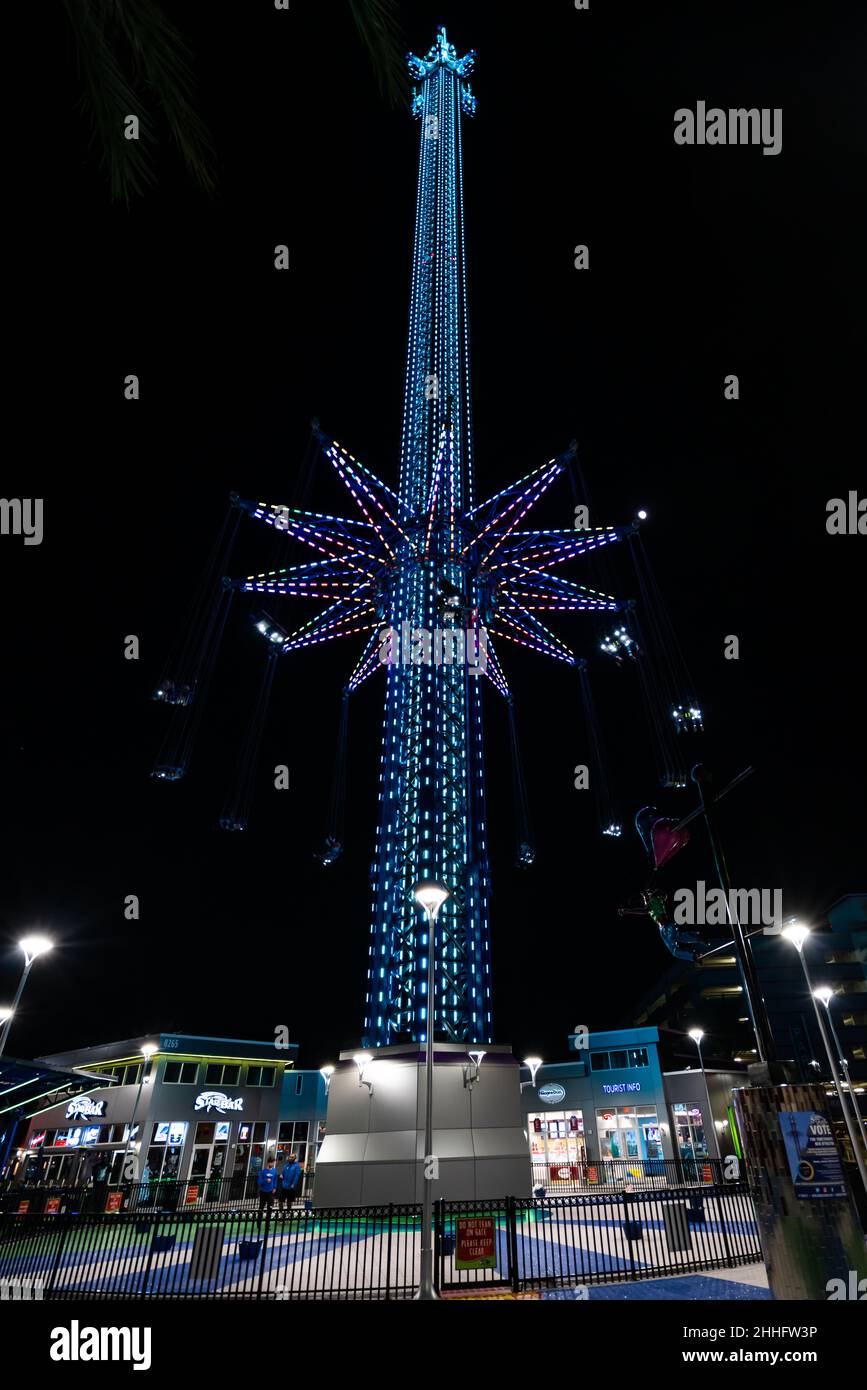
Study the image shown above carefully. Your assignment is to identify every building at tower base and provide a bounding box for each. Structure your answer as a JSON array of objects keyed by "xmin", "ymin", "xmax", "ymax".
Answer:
[{"xmin": 313, "ymin": 1044, "xmax": 530, "ymax": 1206}]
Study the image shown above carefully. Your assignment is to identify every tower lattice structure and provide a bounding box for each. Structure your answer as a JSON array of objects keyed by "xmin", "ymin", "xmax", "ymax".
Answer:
[{"xmin": 231, "ymin": 29, "xmax": 627, "ymax": 1047}]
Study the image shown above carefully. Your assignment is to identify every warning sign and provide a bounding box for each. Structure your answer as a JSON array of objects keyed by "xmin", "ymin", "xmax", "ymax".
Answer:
[
  {"xmin": 104, "ymin": 1191, "xmax": 124, "ymax": 1213},
  {"xmin": 455, "ymin": 1216, "xmax": 497, "ymax": 1270}
]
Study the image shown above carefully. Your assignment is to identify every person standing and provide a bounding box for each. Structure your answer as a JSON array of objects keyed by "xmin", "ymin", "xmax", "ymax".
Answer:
[
  {"xmin": 257, "ymin": 1157, "xmax": 278, "ymax": 1216},
  {"xmin": 277, "ymin": 1153, "xmax": 302, "ymax": 1215}
]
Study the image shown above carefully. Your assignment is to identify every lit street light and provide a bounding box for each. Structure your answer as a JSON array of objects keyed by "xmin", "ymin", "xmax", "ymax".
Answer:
[
  {"xmin": 0, "ymin": 935, "xmax": 54, "ymax": 1059},
  {"xmin": 121, "ymin": 1043, "xmax": 159, "ymax": 1184},
  {"xmin": 413, "ymin": 878, "xmax": 450, "ymax": 1302},
  {"xmin": 782, "ymin": 923, "xmax": 867, "ymax": 1199}
]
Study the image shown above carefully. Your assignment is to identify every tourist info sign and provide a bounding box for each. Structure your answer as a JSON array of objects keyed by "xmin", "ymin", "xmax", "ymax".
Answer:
[
  {"xmin": 779, "ymin": 1111, "xmax": 846, "ymax": 1199},
  {"xmin": 455, "ymin": 1216, "xmax": 497, "ymax": 1270}
]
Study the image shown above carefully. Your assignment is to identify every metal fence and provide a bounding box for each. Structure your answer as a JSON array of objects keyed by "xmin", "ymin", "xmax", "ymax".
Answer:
[
  {"xmin": 0, "ymin": 1183, "xmax": 760, "ymax": 1299},
  {"xmin": 530, "ymin": 1157, "xmax": 727, "ymax": 1195},
  {"xmin": 0, "ymin": 1176, "xmax": 310, "ymax": 1216}
]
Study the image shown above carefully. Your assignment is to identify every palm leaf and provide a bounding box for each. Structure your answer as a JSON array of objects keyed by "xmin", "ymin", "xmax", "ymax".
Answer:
[
  {"xmin": 60, "ymin": 0, "xmax": 216, "ymax": 203},
  {"xmin": 347, "ymin": 0, "xmax": 410, "ymax": 109}
]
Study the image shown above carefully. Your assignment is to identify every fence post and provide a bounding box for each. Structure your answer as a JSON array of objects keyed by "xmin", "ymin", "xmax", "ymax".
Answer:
[
  {"xmin": 507, "ymin": 1196, "xmax": 520, "ymax": 1294},
  {"xmin": 44, "ymin": 1214, "xmax": 73, "ymax": 1299},
  {"xmin": 433, "ymin": 1198, "xmax": 443, "ymax": 1293},
  {"xmin": 385, "ymin": 1203, "xmax": 393, "ymax": 1301},
  {"xmin": 622, "ymin": 1191, "xmax": 638, "ymax": 1281},
  {"xmin": 257, "ymin": 1203, "xmax": 271, "ymax": 1300},
  {"xmin": 718, "ymin": 1185, "xmax": 734, "ymax": 1267}
]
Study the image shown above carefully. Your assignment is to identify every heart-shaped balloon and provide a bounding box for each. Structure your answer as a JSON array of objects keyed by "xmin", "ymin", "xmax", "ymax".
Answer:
[
  {"xmin": 651, "ymin": 817, "xmax": 690, "ymax": 870},
  {"xmin": 634, "ymin": 806, "xmax": 658, "ymax": 860}
]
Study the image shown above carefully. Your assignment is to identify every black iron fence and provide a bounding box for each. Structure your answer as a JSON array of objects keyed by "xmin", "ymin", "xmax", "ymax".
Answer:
[
  {"xmin": 0, "ymin": 1176, "xmax": 310, "ymax": 1216},
  {"xmin": 531, "ymin": 1156, "xmax": 728, "ymax": 1195},
  {"xmin": 0, "ymin": 1183, "xmax": 760, "ymax": 1299}
]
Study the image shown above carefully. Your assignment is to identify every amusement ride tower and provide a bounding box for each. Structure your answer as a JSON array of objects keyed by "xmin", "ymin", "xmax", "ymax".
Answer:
[{"xmin": 227, "ymin": 27, "xmax": 627, "ymax": 1048}]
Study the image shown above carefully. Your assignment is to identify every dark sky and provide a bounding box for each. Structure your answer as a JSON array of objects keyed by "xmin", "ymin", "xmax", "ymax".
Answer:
[{"xmin": 4, "ymin": 1, "xmax": 865, "ymax": 1070}]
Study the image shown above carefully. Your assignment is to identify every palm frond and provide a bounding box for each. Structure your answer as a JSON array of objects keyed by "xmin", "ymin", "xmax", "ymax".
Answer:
[
  {"xmin": 60, "ymin": 0, "xmax": 216, "ymax": 203},
  {"xmin": 346, "ymin": 0, "xmax": 410, "ymax": 109}
]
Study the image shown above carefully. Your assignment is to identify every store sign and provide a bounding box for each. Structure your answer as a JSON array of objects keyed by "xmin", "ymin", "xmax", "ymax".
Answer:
[
  {"xmin": 194, "ymin": 1091, "xmax": 244, "ymax": 1115},
  {"xmin": 601, "ymin": 1083, "xmax": 641, "ymax": 1094},
  {"xmin": 537, "ymin": 1083, "xmax": 566, "ymax": 1105},
  {"xmin": 65, "ymin": 1097, "xmax": 106, "ymax": 1121}
]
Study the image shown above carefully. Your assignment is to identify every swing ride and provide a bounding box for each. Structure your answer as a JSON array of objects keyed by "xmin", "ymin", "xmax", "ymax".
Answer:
[{"xmin": 150, "ymin": 27, "xmax": 706, "ymax": 1043}]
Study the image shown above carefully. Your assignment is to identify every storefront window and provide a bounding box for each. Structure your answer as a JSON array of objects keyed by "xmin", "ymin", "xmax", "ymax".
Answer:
[
  {"xmin": 595, "ymin": 1106, "xmax": 662, "ymax": 1162},
  {"xmin": 528, "ymin": 1111, "xmax": 585, "ymax": 1181},
  {"xmin": 672, "ymin": 1102, "xmax": 709, "ymax": 1161}
]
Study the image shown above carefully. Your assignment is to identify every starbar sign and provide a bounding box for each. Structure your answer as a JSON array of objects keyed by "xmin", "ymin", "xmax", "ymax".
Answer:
[
  {"xmin": 193, "ymin": 1091, "xmax": 244, "ymax": 1115},
  {"xmin": 65, "ymin": 1098, "xmax": 106, "ymax": 1121}
]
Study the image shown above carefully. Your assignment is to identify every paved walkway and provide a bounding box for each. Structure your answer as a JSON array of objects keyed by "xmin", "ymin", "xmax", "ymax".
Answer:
[{"xmin": 442, "ymin": 1263, "xmax": 772, "ymax": 1301}]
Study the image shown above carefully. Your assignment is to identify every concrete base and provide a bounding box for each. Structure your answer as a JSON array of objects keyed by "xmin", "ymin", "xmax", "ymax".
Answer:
[{"xmin": 313, "ymin": 1043, "xmax": 531, "ymax": 1207}]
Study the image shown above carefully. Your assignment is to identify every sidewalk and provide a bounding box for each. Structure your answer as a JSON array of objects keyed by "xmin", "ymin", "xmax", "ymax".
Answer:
[{"xmin": 441, "ymin": 1263, "xmax": 772, "ymax": 1301}]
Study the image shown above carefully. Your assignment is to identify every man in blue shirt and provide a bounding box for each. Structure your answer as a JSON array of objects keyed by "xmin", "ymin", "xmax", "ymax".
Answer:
[
  {"xmin": 277, "ymin": 1154, "xmax": 303, "ymax": 1215},
  {"xmin": 257, "ymin": 1158, "xmax": 278, "ymax": 1215}
]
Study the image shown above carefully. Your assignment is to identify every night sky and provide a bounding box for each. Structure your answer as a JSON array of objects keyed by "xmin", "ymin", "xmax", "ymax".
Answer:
[{"xmin": 5, "ymin": 0, "xmax": 865, "ymax": 1071}]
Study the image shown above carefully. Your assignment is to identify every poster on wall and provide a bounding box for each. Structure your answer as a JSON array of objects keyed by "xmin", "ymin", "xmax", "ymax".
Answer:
[{"xmin": 779, "ymin": 1111, "xmax": 846, "ymax": 1200}]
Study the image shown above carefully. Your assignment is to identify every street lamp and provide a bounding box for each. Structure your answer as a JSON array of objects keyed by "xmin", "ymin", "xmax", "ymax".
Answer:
[
  {"xmin": 353, "ymin": 1053, "xmax": 373, "ymax": 1092},
  {"xmin": 782, "ymin": 923, "xmax": 867, "ymax": 1198},
  {"xmin": 687, "ymin": 1028, "xmax": 720, "ymax": 1161},
  {"xmin": 464, "ymin": 1049, "xmax": 486, "ymax": 1089},
  {"xmin": 522, "ymin": 1056, "xmax": 543, "ymax": 1091},
  {"xmin": 813, "ymin": 987, "xmax": 866, "ymax": 1165},
  {"xmin": 0, "ymin": 935, "xmax": 54, "ymax": 1058},
  {"xmin": 121, "ymin": 1043, "xmax": 158, "ymax": 1185},
  {"xmin": 319, "ymin": 1065, "xmax": 335, "ymax": 1094},
  {"xmin": 412, "ymin": 877, "xmax": 450, "ymax": 1302}
]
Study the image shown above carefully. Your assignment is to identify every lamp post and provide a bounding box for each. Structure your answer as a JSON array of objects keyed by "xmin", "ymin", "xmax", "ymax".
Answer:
[
  {"xmin": 0, "ymin": 936, "xmax": 54, "ymax": 1059},
  {"xmin": 782, "ymin": 924, "xmax": 867, "ymax": 1199},
  {"xmin": 121, "ymin": 1044, "xmax": 158, "ymax": 1184},
  {"xmin": 412, "ymin": 878, "xmax": 450, "ymax": 1302},
  {"xmin": 319, "ymin": 1065, "xmax": 335, "ymax": 1094},
  {"xmin": 687, "ymin": 1028, "xmax": 720, "ymax": 1161},
  {"xmin": 814, "ymin": 987, "xmax": 867, "ymax": 1164}
]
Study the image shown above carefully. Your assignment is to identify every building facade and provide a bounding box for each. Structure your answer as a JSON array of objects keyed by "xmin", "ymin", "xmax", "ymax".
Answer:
[
  {"xmin": 15, "ymin": 1034, "xmax": 327, "ymax": 1193},
  {"xmin": 520, "ymin": 1028, "xmax": 746, "ymax": 1184}
]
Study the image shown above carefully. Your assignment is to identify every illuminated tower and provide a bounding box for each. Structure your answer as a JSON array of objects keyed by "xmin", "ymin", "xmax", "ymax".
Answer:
[{"xmin": 230, "ymin": 28, "xmax": 625, "ymax": 1047}]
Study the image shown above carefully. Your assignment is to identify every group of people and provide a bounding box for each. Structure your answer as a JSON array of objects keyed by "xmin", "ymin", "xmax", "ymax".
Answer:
[{"xmin": 256, "ymin": 1153, "xmax": 304, "ymax": 1214}]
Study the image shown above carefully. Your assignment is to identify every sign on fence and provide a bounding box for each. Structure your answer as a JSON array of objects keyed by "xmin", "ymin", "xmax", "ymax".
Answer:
[
  {"xmin": 185, "ymin": 1185, "xmax": 200, "ymax": 1205},
  {"xmin": 105, "ymin": 1191, "xmax": 124, "ymax": 1213},
  {"xmin": 45, "ymin": 1198, "xmax": 61, "ymax": 1215},
  {"xmin": 455, "ymin": 1216, "xmax": 496, "ymax": 1270}
]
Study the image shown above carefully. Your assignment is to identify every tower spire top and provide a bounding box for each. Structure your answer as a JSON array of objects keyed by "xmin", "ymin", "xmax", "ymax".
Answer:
[{"xmin": 408, "ymin": 27, "xmax": 477, "ymax": 117}]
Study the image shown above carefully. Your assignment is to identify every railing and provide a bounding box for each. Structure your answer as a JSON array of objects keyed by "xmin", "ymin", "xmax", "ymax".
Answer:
[
  {"xmin": 0, "ymin": 1176, "xmax": 311, "ymax": 1216},
  {"xmin": 0, "ymin": 1183, "xmax": 760, "ymax": 1299},
  {"xmin": 530, "ymin": 1156, "xmax": 727, "ymax": 1195}
]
